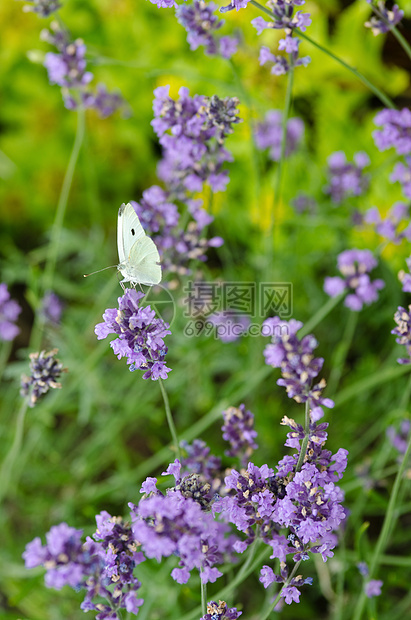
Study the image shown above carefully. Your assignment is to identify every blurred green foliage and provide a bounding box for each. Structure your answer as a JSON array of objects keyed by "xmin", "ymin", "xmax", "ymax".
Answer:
[{"xmin": 1, "ymin": 0, "xmax": 411, "ymax": 618}]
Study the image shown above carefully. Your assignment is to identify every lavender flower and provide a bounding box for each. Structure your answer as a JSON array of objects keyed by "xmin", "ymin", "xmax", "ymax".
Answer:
[
  {"xmin": 258, "ymin": 43, "xmax": 310, "ymax": 75},
  {"xmin": 84, "ymin": 84, "xmax": 127, "ymax": 119},
  {"xmin": 324, "ymin": 151, "xmax": 370, "ymax": 204},
  {"xmin": 373, "ymin": 108, "xmax": 411, "ymax": 156},
  {"xmin": 390, "ymin": 159, "xmax": 411, "ymax": 199},
  {"xmin": 364, "ymin": 203, "xmax": 411, "ymax": 244},
  {"xmin": 41, "ymin": 23, "xmax": 125, "ymax": 117},
  {"xmin": 125, "ymin": 86, "xmax": 239, "ymax": 275},
  {"xmin": 152, "ymin": 86, "xmax": 241, "ymax": 195},
  {"xmin": 252, "ymin": 1, "xmax": 311, "ymax": 73},
  {"xmin": 263, "ymin": 317, "xmax": 334, "ymax": 420},
  {"xmin": 180, "ymin": 439, "xmax": 222, "ymax": 489},
  {"xmin": 40, "ymin": 291, "xmax": 64, "ymax": 325},
  {"xmin": 0, "ymin": 283, "xmax": 21, "ymax": 341},
  {"xmin": 260, "ymin": 562, "xmax": 312, "ymax": 604},
  {"xmin": 214, "ymin": 416, "xmax": 348, "ymax": 585},
  {"xmin": 43, "ymin": 30, "xmax": 93, "ymax": 88},
  {"xmin": 386, "ymin": 419, "xmax": 410, "ymax": 456},
  {"xmin": 129, "ymin": 87, "xmax": 241, "ymax": 277},
  {"xmin": 251, "ymin": 1, "xmax": 311, "ymax": 35},
  {"xmin": 176, "ymin": 1, "xmax": 238, "ymax": 59},
  {"xmin": 357, "ymin": 562, "xmax": 369, "ymax": 577},
  {"xmin": 219, "ymin": 35, "xmax": 239, "ymax": 58},
  {"xmin": 23, "ymin": 515, "xmax": 145, "ymax": 617},
  {"xmin": 254, "ymin": 110, "xmax": 304, "ymax": 160},
  {"xmin": 399, "ymin": 257, "xmax": 411, "ymax": 292},
  {"xmin": 150, "ymin": 0, "xmax": 176, "ymax": 6},
  {"xmin": 23, "ymin": 522, "xmax": 90, "ymax": 588},
  {"xmin": 392, "ymin": 305, "xmax": 411, "ymax": 364},
  {"xmin": 82, "ymin": 512, "xmax": 145, "ymax": 617},
  {"xmin": 20, "ymin": 349, "xmax": 66, "ymax": 407},
  {"xmin": 130, "ymin": 469, "xmax": 236, "ymax": 585},
  {"xmin": 177, "ymin": 1, "xmax": 222, "ymax": 54},
  {"xmin": 166, "ymin": 222, "xmax": 224, "ymax": 275},
  {"xmin": 130, "ymin": 190, "xmax": 222, "ymax": 276},
  {"xmin": 291, "ymin": 192, "xmax": 316, "ymax": 214},
  {"xmin": 207, "ymin": 312, "xmax": 251, "ymax": 342},
  {"xmin": 222, "ymin": 404, "xmax": 258, "ymax": 464},
  {"xmin": 324, "ymin": 249, "xmax": 385, "ymax": 311},
  {"xmin": 365, "ymin": 1, "xmax": 403, "ymax": 35},
  {"xmin": 365, "ymin": 579, "xmax": 383, "ymax": 598},
  {"xmin": 220, "ymin": 0, "xmax": 250, "ymax": 10},
  {"xmin": 22, "ymin": 0, "xmax": 62, "ymax": 17},
  {"xmin": 200, "ymin": 600, "xmax": 242, "ymax": 619},
  {"xmin": 131, "ymin": 187, "xmax": 179, "ymax": 235},
  {"xmin": 94, "ymin": 289, "xmax": 171, "ymax": 379}
]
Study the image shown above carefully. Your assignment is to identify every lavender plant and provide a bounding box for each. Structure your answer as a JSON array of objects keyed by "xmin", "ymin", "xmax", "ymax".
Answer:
[
  {"xmin": 324, "ymin": 249, "xmax": 385, "ymax": 312},
  {"xmin": 324, "ymin": 151, "xmax": 370, "ymax": 204},
  {"xmin": 95, "ymin": 289, "xmax": 171, "ymax": 380},
  {"xmin": 130, "ymin": 87, "xmax": 239, "ymax": 276},
  {"xmin": 41, "ymin": 21, "xmax": 125, "ymax": 116}
]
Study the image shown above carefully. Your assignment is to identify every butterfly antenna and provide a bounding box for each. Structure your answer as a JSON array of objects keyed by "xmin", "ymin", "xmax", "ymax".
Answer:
[{"xmin": 83, "ymin": 265, "xmax": 117, "ymax": 278}]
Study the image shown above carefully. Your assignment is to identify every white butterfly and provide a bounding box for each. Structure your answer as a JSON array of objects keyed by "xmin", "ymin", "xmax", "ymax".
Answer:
[{"xmin": 117, "ymin": 202, "xmax": 162, "ymax": 287}]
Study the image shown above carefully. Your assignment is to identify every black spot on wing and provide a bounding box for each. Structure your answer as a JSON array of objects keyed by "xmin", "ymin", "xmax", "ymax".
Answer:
[{"xmin": 131, "ymin": 228, "xmax": 135, "ymax": 236}]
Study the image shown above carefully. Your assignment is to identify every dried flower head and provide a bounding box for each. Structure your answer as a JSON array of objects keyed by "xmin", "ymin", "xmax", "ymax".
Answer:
[
  {"xmin": 201, "ymin": 600, "xmax": 242, "ymax": 619},
  {"xmin": 20, "ymin": 349, "xmax": 66, "ymax": 407}
]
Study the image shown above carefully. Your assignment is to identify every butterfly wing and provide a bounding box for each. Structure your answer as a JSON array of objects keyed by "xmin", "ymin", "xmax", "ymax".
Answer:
[
  {"xmin": 126, "ymin": 235, "xmax": 162, "ymax": 286},
  {"xmin": 117, "ymin": 202, "xmax": 145, "ymax": 264}
]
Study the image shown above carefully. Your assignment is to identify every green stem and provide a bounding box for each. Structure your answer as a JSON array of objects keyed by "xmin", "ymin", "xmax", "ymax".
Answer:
[
  {"xmin": 271, "ymin": 62, "xmax": 294, "ymax": 239},
  {"xmin": 249, "ymin": 0, "xmax": 396, "ymax": 109},
  {"xmin": 333, "ymin": 532, "xmax": 346, "ymax": 620},
  {"xmin": 327, "ymin": 311, "xmax": 358, "ymax": 395},
  {"xmin": 352, "ymin": 373, "xmax": 411, "ymax": 620},
  {"xmin": 43, "ymin": 106, "xmax": 86, "ymax": 292},
  {"xmin": 297, "ymin": 31, "xmax": 395, "ymax": 109},
  {"xmin": 249, "ymin": 0, "xmax": 277, "ymax": 18},
  {"xmin": 31, "ymin": 106, "xmax": 86, "ymax": 353},
  {"xmin": 201, "ymin": 576, "xmax": 207, "ymax": 616},
  {"xmin": 0, "ymin": 399, "xmax": 28, "ymax": 503},
  {"xmin": 158, "ymin": 377, "xmax": 181, "ymax": 461},
  {"xmin": 260, "ymin": 560, "xmax": 303, "ymax": 620},
  {"xmin": 391, "ymin": 25, "xmax": 411, "ymax": 64},
  {"xmin": 295, "ymin": 401, "xmax": 310, "ymax": 472},
  {"xmin": 335, "ymin": 362, "xmax": 411, "ymax": 408},
  {"xmin": 299, "ymin": 293, "xmax": 344, "ymax": 338},
  {"xmin": 236, "ymin": 529, "xmax": 260, "ymax": 580},
  {"xmin": 228, "ymin": 58, "xmax": 262, "ymax": 205},
  {"xmin": 180, "ymin": 545, "xmax": 270, "ymax": 620},
  {"xmin": 400, "ymin": 372, "xmax": 411, "ymax": 411}
]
